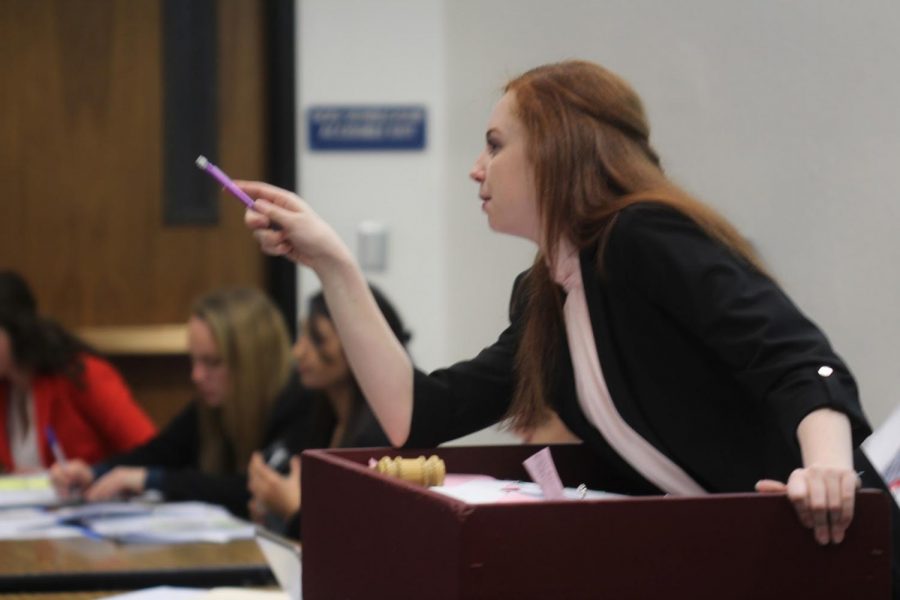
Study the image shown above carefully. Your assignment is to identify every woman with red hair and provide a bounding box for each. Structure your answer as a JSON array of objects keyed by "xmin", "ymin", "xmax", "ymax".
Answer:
[{"xmin": 238, "ymin": 60, "xmax": 896, "ymax": 590}]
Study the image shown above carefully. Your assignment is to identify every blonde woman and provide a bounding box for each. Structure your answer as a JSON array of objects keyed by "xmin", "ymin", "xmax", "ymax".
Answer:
[{"xmin": 51, "ymin": 288, "xmax": 306, "ymax": 517}]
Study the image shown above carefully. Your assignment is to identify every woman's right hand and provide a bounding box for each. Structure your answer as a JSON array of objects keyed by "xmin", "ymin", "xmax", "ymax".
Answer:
[
  {"xmin": 49, "ymin": 459, "xmax": 95, "ymax": 500},
  {"xmin": 237, "ymin": 181, "xmax": 353, "ymax": 271},
  {"xmin": 247, "ymin": 452, "xmax": 302, "ymax": 522}
]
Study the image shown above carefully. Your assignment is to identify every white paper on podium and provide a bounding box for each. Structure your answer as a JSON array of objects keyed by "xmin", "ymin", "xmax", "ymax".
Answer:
[
  {"xmin": 431, "ymin": 478, "xmax": 619, "ymax": 504},
  {"xmin": 863, "ymin": 403, "xmax": 900, "ymax": 474},
  {"xmin": 862, "ymin": 402, "xmax": 900, "ymax": 505}
]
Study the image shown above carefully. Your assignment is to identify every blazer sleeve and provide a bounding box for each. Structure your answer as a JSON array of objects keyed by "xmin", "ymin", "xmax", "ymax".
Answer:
[
  {"xmin": 96, "ymin": 402, "xmax": 199, "ymax": 470},
  {"xmin": 405, "ymin": 274, "xmax": 526, "ymax": 448},
  {"xmin": 72, "ymin": 355, "xmax": 157, "ymax": 451},
  {"xmin": 154, "ymin": 385, "xmax": 309, "ymax": 518},
  {"xmin": 605, "ymin": 204, "xmax": 870, "ymax": 446},
  {"xmin": 163, "ymin": 375, "xmax": 311, "ymax": 518},
  {"xmin": 98, "ymin": 404, "xmax": 253, "ymax": 517},
  {"xmin": 155, "ymin": 470, "xmax": 251, "ymax": 518}
]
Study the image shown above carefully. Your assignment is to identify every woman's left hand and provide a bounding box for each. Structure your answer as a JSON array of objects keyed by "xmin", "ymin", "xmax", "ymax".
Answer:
[
  {"xmin": 247, "ymin": 452, "xmax": 301, "ymax": 521},
  {"xmin": 757, "ymin": 465, "xmax": 860, "ymax": 545},
  {"xmin": 85, "ymin": 466, "xmax": 148, "ymax": 501}
]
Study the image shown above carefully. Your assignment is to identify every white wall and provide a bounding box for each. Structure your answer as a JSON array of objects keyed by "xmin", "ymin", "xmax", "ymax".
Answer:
[
  {"xmin": 298, "ymin": 0, "xmax": 900, "ymax": 431},
  {"xmin": 296, "ymin": 0, "xmax": 448, "ymax": 372}
]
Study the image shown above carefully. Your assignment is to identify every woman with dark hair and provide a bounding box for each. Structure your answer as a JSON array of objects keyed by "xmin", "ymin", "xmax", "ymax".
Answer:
[
  {"xmin": 0, "ymin": 271, "xmax": 156, "ymax": 472},
  {"xmin": 247, "ymin": 285, "xmax": 407, "ymax": 536},
  {"xmin": 237, "ymin": 59, "xmax": 896, "ymax": 588},
  {"xmin": 50, "ymin": 287, "xmax": 309, "ymax": 517}
]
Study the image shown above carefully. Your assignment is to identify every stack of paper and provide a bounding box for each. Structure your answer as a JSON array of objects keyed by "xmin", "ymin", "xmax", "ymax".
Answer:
[
  {"xmin": 0, "ymin": 500, "xmax": 256, "ymax": 543},
  {"xmin": 81, "ymin": 502, "xmax": 255, "ymax": 544},
  {"xmin": 0, "ymin": 506, "xmax": 82, "ymax": 540},
  {"xmin": 0, "ymin": 472, "xmax": 59, "ymax": 508},
  {"xmin": 863, "ymin": 403, "xmax": 900, "ymax": 505}
]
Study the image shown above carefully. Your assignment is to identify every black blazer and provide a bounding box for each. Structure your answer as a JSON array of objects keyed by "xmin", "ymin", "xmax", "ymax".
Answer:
[
  {"xmin": 95, "ymin": 371, "xmax": 311, "ymax": 518},
  {"xmin": 408, "ymin": 204, "xmax": 871, "ymax": 494},
  {"xmin": 411, "ymin": 204, "xmax": 898, "ymax": 593}
]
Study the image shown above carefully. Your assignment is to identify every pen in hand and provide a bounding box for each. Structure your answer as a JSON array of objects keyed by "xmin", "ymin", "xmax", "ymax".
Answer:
[
  {"xmin": 266, "ymin": 445, "xmax": 290, "ymax": 472},
  {"xmin": 46, "ymin": 427, "xmax": 92, "ymax": 501},
  {"xmin": 195, "ymin": 155, "xmax": 281, "ymax": 230},
  {"xmin": 195, "ymin": 155, "xmax": 256, "ymax": 210},
  {"xmin": 45, "ymin": 425, "xmax": 67, "ymax": 466}
]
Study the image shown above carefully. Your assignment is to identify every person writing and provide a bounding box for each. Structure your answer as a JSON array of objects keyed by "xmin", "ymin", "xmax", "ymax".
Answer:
[
  {"xmin": 50, "ymin": 287, "xmax": 308, "ymax": 517},
  {"xmin": 237, "ymin": 60, "xmax": 896, "ymax": 583},
  {"xmin": 247, "ymin": 287, "xmax": 406, "ymax": 537},
  {"xmin": 0, "ymin": 271, "xmax": 156, "ymax": 472}
]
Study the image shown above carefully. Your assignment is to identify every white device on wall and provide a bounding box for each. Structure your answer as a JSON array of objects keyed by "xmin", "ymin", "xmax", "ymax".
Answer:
[{"xmin": 357, "ymin": 220, "xmax": 388, "ymax": 272}]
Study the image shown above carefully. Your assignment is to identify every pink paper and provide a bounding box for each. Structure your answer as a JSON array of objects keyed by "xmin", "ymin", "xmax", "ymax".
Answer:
[{"xmin": 523, "ymin": 447, "xmax": 565, "ymax": 500}]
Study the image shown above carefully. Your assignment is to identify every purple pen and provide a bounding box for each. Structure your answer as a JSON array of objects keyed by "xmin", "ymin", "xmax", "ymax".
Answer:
[
  {"xmin": 45, "ymin": 425, "xmax": 67, "ymax": 465},
  {"xmin": 195, "ymin": 155, "xmax": 256, "ymax": 210}
]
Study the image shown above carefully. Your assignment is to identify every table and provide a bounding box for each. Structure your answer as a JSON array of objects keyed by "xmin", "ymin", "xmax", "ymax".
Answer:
[
  {"xmin": 0, "ymin": 593, "xmax": 114, "ymax": 599},
  {"xmin": 0, "ymin": 537, "xmax": 274, "ymax": 593}
]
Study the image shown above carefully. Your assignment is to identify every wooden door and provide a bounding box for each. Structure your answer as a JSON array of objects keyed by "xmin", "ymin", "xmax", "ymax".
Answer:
[{"xmin": 0, "ymin": 0, "xmax": 273, "ymax": 425}]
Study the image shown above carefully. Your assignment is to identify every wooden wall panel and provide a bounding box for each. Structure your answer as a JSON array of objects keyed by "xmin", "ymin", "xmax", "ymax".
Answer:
[
  {"xmin": 0, "ymin": 0, "xmax": 267, "ymax": 328},
  {"xmin": 0, "ymin": 0, "xmax": 273, "ymax": 426}
]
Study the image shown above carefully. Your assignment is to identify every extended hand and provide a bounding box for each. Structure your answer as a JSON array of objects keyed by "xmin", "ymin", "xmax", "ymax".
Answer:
[
  {"xmin": 237, "ymin": 181, "xmax": 353, "ymax": 271},
  {"xmin": 756, "ymin": 465, "xmax": 860, "ymax": 545},
  {"xmin": 85, "ymin": 467, "xmax": 148, "ymax": 501}
]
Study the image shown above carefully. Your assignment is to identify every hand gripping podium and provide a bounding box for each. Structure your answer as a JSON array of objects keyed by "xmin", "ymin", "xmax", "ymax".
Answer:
[{"xmin": 301, "ymin": 444, "xmax": 892, "ymax": 599}]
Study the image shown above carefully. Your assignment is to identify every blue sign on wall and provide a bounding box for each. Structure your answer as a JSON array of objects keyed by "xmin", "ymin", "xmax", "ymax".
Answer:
[{"xmin": 308, "ymin": 105, "xmax": 427, "ymax": 151}]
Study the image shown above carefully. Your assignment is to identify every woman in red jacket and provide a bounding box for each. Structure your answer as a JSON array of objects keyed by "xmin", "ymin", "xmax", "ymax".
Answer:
[{"xmin": 0, "ymin": 271, "xmax": 156, "ymax": 472}]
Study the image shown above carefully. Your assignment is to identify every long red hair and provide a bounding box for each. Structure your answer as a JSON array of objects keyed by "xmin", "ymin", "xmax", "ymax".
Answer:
[{"xmin": 505, "ymin": 60, "xmax": 763, "ymax": 430}]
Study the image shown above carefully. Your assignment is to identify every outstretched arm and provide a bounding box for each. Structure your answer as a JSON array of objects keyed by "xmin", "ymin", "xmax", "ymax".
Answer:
[{"xmin": 238, "ymin": 181, "xmax": 414, "ymax": 446}]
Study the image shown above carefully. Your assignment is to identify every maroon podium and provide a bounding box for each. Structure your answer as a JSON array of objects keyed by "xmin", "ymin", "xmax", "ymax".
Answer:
[{"xmin": 302, "ymin": 445, "xmax": 892, "ymax": 599}]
